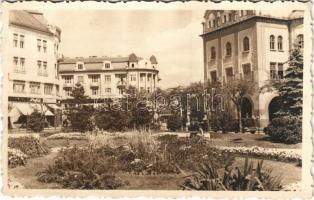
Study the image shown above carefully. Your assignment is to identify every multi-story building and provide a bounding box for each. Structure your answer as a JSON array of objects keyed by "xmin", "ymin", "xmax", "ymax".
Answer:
[
  {"xmin": 58, "ymin": 53, "xmax": 159, "ymax": 100},
  {"xmin": 201, "ymin": 10, "xmax": 303, "ymax": 128},
  {"xmin": 4, "ymin": 10, "xmax": 62, "ymax": 128}
]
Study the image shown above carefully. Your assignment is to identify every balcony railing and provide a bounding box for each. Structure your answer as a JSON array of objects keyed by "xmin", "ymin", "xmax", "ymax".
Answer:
[
  {"xmin": 14, "ymin": 69, "xmax": 26, "ymax": 74},
  {"xmin": 90, "ymin": 81, "xmax": 100, "ymax": 87},
  {"xmin": 117, "ymin": 80, "xmax": 127, "ymax": 88},
  {"xmin": 63, "ymin": 82, "xmax": 73, "ymax": 87}
]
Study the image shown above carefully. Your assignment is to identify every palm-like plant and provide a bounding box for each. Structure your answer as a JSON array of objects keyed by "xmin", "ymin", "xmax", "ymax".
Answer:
[{"xmin": 181, "ymin": 157, "xmax": 282, "ymax": 191}]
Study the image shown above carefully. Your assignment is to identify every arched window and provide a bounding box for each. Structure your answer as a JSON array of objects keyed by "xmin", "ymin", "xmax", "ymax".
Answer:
[
  {"xmin": 243, "ymin": 37, "xmax": 250, "ymax": 52},
  {"xmin": 210, "ymin": 47, "xmax": 216, "ymax": 60},
  {"xmin": 297, "ymin": 34, "xmax": 304, "ymax": 48},
  {"xmin": 226, "ymin": 42, "xmax": 232, "ymax": 56},
  {"xmin": 270, "ymin": 35, "xmax": 275, "ymax": 50},
  {"xmin": 277, "ymin": 36, "xmax": 283, "ymax": 51}
]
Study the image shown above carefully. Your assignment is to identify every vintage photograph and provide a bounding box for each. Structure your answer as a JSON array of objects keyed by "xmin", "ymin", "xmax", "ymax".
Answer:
[{"xmin": 1, "ymin": 1, "xmax": 312, "ymax": 198}]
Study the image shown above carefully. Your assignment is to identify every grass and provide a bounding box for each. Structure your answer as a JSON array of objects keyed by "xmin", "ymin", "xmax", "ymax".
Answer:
[{"xmin": 207, "ymin": 133, "xmax": 301, "ymax": 149}]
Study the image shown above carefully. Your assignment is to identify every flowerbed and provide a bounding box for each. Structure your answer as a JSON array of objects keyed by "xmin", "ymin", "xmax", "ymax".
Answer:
[
  {"xmin": 8, "ymin": 148, "xmax": 28, "ymax": 168},
  {"xmin": 37, "ymin": 134, "xmax": 234, "ymax": 189},
  {"xmin": 215, "ymin": 146, "xmax": 301, "ymax": 163},
  {"xmin": 8, "ymin": 136, "xmax": 50, "ymax": 158},
  {"xmin": 46, "ymin": 132, "xmax": 87, "ymax": 140}
]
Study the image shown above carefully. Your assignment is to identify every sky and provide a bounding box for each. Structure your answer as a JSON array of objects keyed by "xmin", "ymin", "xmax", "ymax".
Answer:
[{"xmin": 43, "ymin": 10, "xmax": 205, "ymax": 89}]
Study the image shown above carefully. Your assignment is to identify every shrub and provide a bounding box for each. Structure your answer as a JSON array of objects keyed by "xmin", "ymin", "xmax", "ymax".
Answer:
[
  {"xmin": 94, "ymin": 109, "xmax": 131, "ymax": 132},
  {"xmin": 8, "ymin": 148, "xmax": 28, "ymax": 168},
  {"xmin": 167, "ymin": 115, "xmax": 182, "ymax": 131},
  {"xmin": 181, "ymin": 157, "xmax": 282, "ymax": 191},
  {"xmin": 210, "ymin": 111, "xmax": 239, "ymax": 133},
  {"xmin": 67, "ymin": 106, "xmax": 94, "ymax": 133},
  {"xmin": 264, "ymin": 115, "xmax": 302, "ymax": 144},
  {"xmin": 8, "ymin": 136, "xmax": 50, "ymax": 158},
  {"xmin": 27, "ymin": 110, "xmax": 46, "ymax": 132}
]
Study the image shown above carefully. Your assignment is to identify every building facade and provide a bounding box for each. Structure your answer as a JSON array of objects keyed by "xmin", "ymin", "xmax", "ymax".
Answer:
[
  {"xmin": 201, "ymin": 10, "xmax": 304, "ymax": 128},
  {"xmin": 4, "ymin": 10, "xmax": 62, "ymax": 128},
  {"xmin": 58, "ymin": 53, "xmax": 159, "ymax": 100}
]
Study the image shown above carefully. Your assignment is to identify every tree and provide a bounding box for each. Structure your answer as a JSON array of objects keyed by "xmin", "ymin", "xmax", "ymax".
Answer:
[
  {"xmin": 223, "ymin": 78, "xmax": 256, "ymax": 133},
  {"xmin": 264, "ymin": 46, "xmax": 303, "ymax": 143},
  {"xmin": 27, "ymin": 110, "xmax": 46, "ymax": 132},
  {"xmin": 65, "ymin": 83, "xmax": 93, "ymax": 132}
]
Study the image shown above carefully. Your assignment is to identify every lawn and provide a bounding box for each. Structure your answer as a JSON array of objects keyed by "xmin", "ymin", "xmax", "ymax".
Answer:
[{"xmin": 207, "ymin": 133, "xmax": 301, "ymax": 149}]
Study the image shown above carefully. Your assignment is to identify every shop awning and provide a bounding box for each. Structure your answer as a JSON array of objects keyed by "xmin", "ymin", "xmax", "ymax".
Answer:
[{"xmin": 9, "ymin": 103, "xmax": 55, "ymax": 116}]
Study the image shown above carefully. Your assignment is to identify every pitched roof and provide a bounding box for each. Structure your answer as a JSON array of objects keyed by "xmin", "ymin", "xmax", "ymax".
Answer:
[{"xmin": 9, "ymin": 10, "xmax": 52, "ymax": 35}]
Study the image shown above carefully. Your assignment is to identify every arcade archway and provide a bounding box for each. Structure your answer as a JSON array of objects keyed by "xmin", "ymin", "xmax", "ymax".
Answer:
[{"xmin": 241, "ymin": 97, "xmax": 253, "ymax": 119}]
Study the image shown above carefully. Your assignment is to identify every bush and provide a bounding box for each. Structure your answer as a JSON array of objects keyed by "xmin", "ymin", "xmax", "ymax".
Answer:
[
  {"xmin": 95, "ymin": 109, "xmax": 131, "ymax": 132},
  {"xmin": 181, "ymin": 157, "xmax": 282, "ymax": 191},
  {"xmin": 67, "ymin": 106, "xmax": 94, "ymax": 133},
  {"xmin": 8, "ymin": 136, "xmax": 50, "ymax": 158},
  {"xmin": 27, "ymin": 110, "xmax": 45, "ymax": 132},
  {"xmin": 210, "ymin": 111, "xmax": 239, "ymax": 133},
  {"xmin": 167, "ymin": 115, "xmax": 182, "ymax": 131},
  {"xmin": 264, "ymin": 116, "xmax": 302, "ymax": 144}
]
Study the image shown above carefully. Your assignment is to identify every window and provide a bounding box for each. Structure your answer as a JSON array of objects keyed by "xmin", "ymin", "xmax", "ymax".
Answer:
[
  {"xmin": 13, "ymin": 81, "xmax": 25, "ymax": 93},
  {"xmin": 208, "ymin": 21, "xmax": 211, "ymax": 28},
  {"xmin": 44, "ymin": 84, "xmax": 53, "ymax": 95},
  {"xmin": 226, "ymin": 42, "xmax": 232, "ymax": 56},
  {"xmin": 147, "ymin": 75, "xmax": 151, "ymax": 82},
  {"xmin": 270, "ymin": 35, "xmax": 275, "ymax": 50},
  {"xmin": 105, "ymin": 63, "xmax": 110, "ymax": 69},
  {"xmin": 228, "ymin": 13, "xmax": 232, "ymax": 21},
  {"xmin": 270, "ymin": 62, "xmax": 277, "ymax": 79},
  {"xmin": 243, "ymin": 37, "xmax": 250, "ymax": 52},
  {"xmin": 140, "ymin": 87, "xmax": 144, "ymax": 92},
  {"xmin": 242, "ymin": 64, "xmax": 252, "ymax": 80},
  {"xmin": 239, "ymin": 10, "xmax": 244, "ymax": 17},
  {"xmin": 55, "ymin": 64, "xmax": 58, "ymax": 79},
  {"xmin": 37, "ymin": 39, "xmax": 41, "ymax": 51},
  {"xmin": 30, "ymin": 82, "xmax": 41, "ymax": 94},
  {"xmin": 105, "ymin": 88, "xmax": 111, "ymax": 94},
  {"xmin": 20, "ymin": 58, "xmax": 25, "ymax": 72},
  {"xmin": 77, "ymin": 76, "xmax": 84, "ymax": 84},
  {"xmin": 147, "ymin": 87, "xmax": 151, "ymax": 93},
  {"xmin": 19, "ymin": 35, "xmax": 24, "ymax": 48},
  {"xmin": 64, "ymin": 88, "xmax": 72, "ymax": 96},
  {"xmin": 13, "ymin": 57, "xmax": 19, "ymax": 71},
  {"xmin": 56, "ymin": 85, "xmax": 59, "ymax": 96},
  {"xmin": 277, "ymin": 36, "xmax": 283, "ymax": 51},
  {"xmin": 92, "ymin": 88, "xmax": 99, "ymax": 96},
  {"xmin": 37, "ymin": 61, "xmax": 42, "ymax": 75},
  {"xmin": 131, "ymin": 63, "xmax": 135, "ymax": 68},
  {"xmin": 43, "ymin": 40, "xmax": 47, "ymax": 53},
  {"xmin": 91, "ymin": 75, "xmax": 99, "ymax": 82},
  {"xmin": 77, "ymin": 63, "xmax": 84, "ymax": 70},
  {"xmin": 64, "ymin": 76, "xmax": 73, "ymax": 84},
  {"xmin": 225, "ymin": 67, "xmax": 233, "ymax": 80},
  {"xmin": 297, "ymin": 34, "xmax": 304, "ymax": 48},
  {"xmin": 278, "ymin": 63, "xmax": 284, "ymax": 79},
  {"xmin": 104, "ymin": 75, "xmax": 111, "ymax": 83},
  {"xmin": 210, "ymin": 47, "xmax": 216, "ymax": 59},
  {"xmin": 43, "ymin": 62, "xmax": 47, "ymax": 76},
  {"xmin": 130, "ymin": 74, "xmax": 136, "ymax": 82},
  {"xmin": 140, "ymin": 74, "xmax": 145, "ymax": 82},
  {"xmin": 13, "ymin": 34, "xmax": 18, "ymax": 47},
  {"xmin": 210, "ymin": 71, "xmax": 217, "ymax": 82}
]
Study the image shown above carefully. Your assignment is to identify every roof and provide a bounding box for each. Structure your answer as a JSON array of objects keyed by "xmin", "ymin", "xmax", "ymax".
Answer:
[{"xmin": 9, "ymin": 10, "xmax": 53, "ymax": 35}]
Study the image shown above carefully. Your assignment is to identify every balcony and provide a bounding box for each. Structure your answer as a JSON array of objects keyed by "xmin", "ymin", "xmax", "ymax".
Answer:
[
  {"xmin": 63, "ymin": 82, "xmax": 73, "ymax": 87},
  {"xmin": 117, "ymin": 80, "xmax": 127, "ymax": 88},
  {"xmin": 223, "ymin": 55, "xmax": 232, "ymax": 63},
  {"xmin": 90, "ymin": 81, "xmax": 100, "ymax": 87}
]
